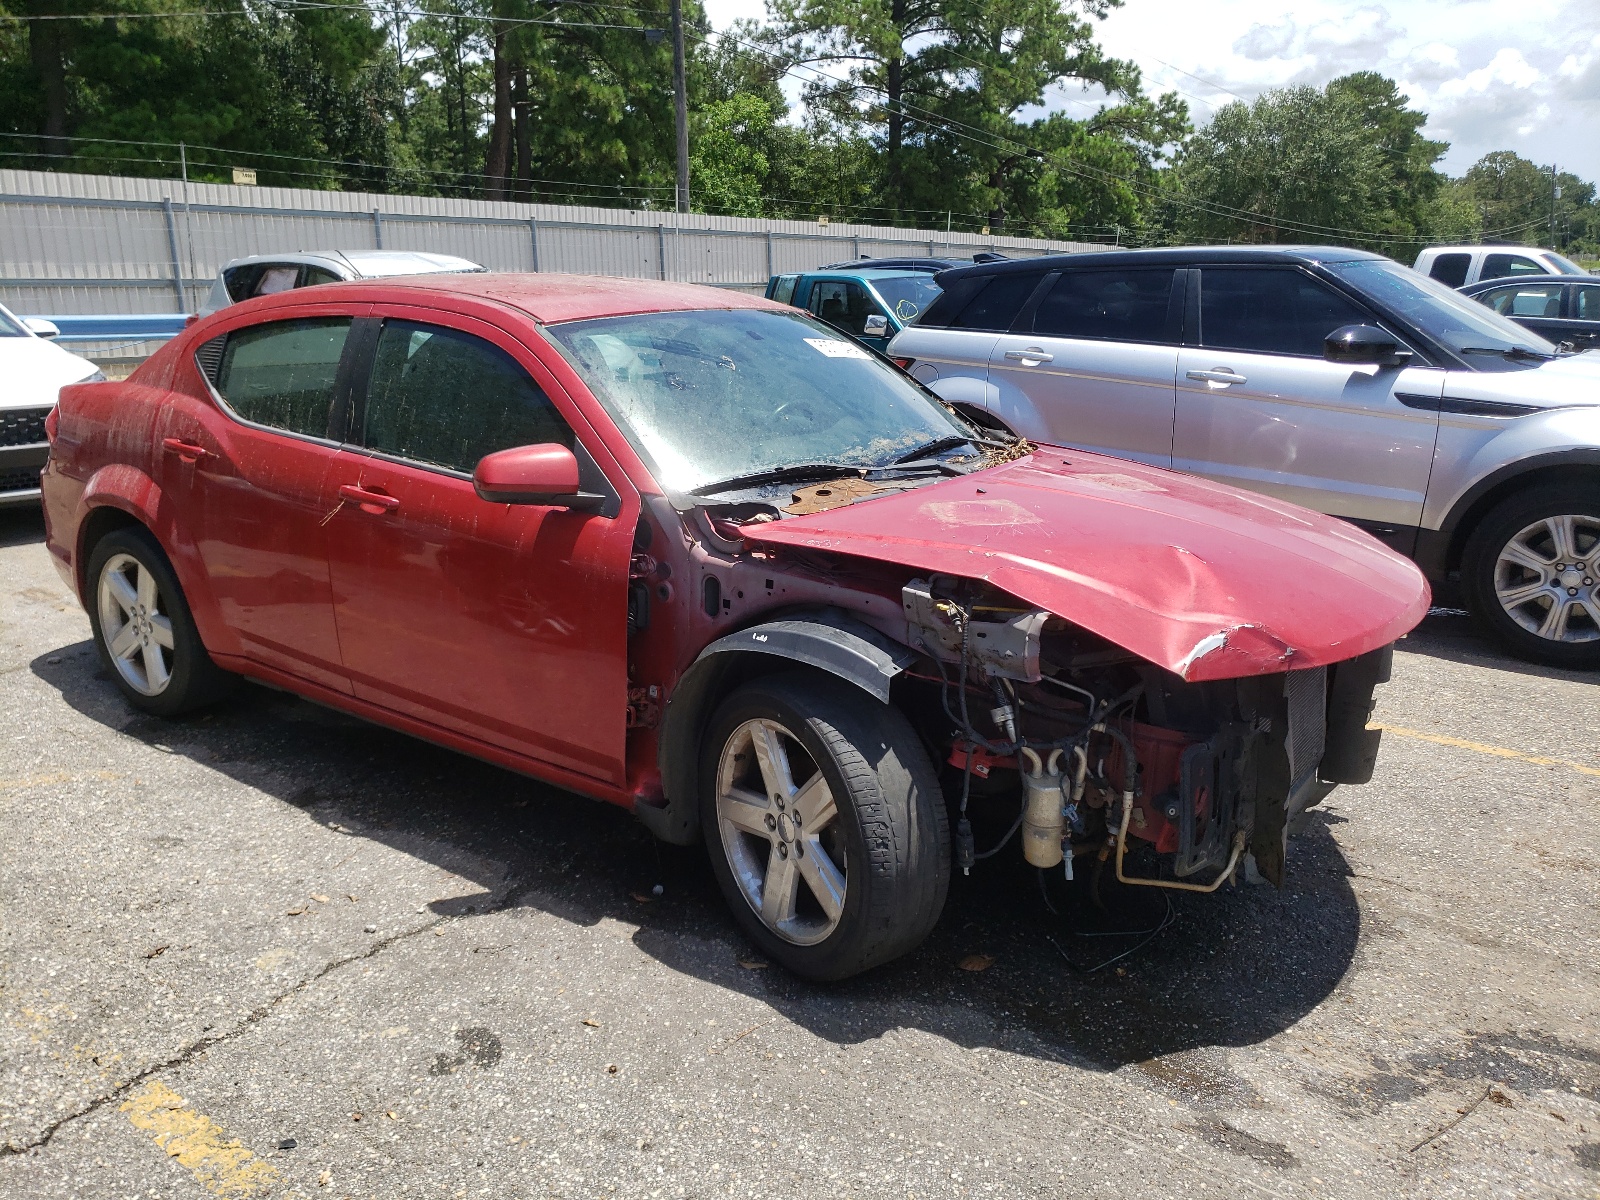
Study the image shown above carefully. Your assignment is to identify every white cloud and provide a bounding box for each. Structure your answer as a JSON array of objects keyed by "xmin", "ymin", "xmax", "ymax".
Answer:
[{"xmin": 697, "ymin": 0, "xmax": 1600, "ymax": 182}]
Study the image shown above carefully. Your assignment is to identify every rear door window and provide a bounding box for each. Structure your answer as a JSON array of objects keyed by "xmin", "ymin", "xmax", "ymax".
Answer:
[
  {"xmin": 769, "ymin": 275, "xmax": 799, "ymax": 305},
  {"xmin": 1479, "ymin": 283, "xmax": 1563, "ymax": 318},
  {"xmin": 361, "ymin": 320, "xmax": 572, "ymax": 474},
  {"xmin": 1031, "ymin": 270, "xmax": 1175, "ymax": 343},
  {"xmin": 1574, "ymin": 285, "xmax": 1600, "ymax": 321},
  {"xmin": 1480, "ymin": 253, "xmax": 1545, "ymax": 281},
  {"xmin": 1427, "ymin": 253, "xmax": 1471, "ymax": 289},
  {"xmin": 1199, "ymin": 268, "xmax": 1371, "ymax": 358},
  {"xmin": 213, "ymin": 317, "xmax": 351, "ymax": 438},
  {"xmin": 947, "ymin": 273, "xmax": 1043, "ymax": 332}
]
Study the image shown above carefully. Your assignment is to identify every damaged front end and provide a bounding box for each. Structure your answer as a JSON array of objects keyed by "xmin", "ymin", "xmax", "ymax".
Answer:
[{"xmin": 899, "ymin": 574, "xmax": 1392, "ymax": 890}]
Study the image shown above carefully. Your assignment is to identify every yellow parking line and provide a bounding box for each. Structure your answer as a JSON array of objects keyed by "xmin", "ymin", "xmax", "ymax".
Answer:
[
  {"xmin": 1379, "ymin": 725, "xmax": 1600, "ymax": 780},
  {"xmin": 120, "ymin": 1080, "xmax": 279, "ymax": 1197},
  {"xmin": 0, "ymin": 769, "xmax": 121, "ymax": 794}
]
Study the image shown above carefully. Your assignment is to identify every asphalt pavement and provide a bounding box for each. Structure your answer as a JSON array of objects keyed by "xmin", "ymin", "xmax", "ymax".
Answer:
[{"xmin": 1, "ymin": 504, "xmax": 1597, "ymax": 1200}]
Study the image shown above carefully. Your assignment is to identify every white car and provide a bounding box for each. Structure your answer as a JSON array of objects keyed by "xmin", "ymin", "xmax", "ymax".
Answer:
[
  {"xmin": 0, "ymin": 301, "xmax": 102, "ymax": 507},
  {"xmin": 198, "ymin": 251, "xmax": 487, "ymax": 316},
  {"xmin": 1414, "ymin": 244, "xmax": 1590, "ymax": 289}
]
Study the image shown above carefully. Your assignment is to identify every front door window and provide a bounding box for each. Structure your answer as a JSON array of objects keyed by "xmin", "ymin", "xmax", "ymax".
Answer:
[
  {"xmin": 361, "ymin": 320, "xmax": 573, "ymax": 471},
  {"xmin": 1480, "ymin": 253, "xmax": 1545, "ymax": 282},
  {"xmin": 1199, "ymin": 268, "xmax": 1370, "ymax": 357},
  {"xmin": 807, "ymin": 280, "xmax": 882, "ymax": 338}
]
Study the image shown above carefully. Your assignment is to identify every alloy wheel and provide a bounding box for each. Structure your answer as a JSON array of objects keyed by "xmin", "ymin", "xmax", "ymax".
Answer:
[
  {"xmin": 1493, "ymin": 514, "xmax": 1600, "ymax": 644},
  {"xmin": 97, "ymin": 552, "xmax": 176, "ymax": 696},
  {"xmin": 714, "ymin": 717, "xmax": 848, "ymax": 946}
]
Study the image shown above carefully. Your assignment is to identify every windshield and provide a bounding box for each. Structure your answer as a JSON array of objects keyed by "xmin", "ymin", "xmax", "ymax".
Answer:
[
  {"xmin": 870, "ymin": 274, "xmax": 944, "ymax": 324},
  {"xmin": 1327, "ymin": 259, "xmax": 1556, "ymax": 358},
  {"xmin": 548, "ymin": 308, "xmax": 974, "ymax": 493},
  {"xmin": 0, "ymin": 304, "xmax": 26, "ymax": 337},
  {"xmin": 1547, "ymin": 253, "xmax": 1587, "ymax": 276}
]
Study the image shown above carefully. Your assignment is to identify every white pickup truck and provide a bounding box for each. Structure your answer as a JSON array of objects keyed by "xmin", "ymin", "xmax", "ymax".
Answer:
[{"xmin": 1414, "ymin": 244, "xmax": 1591, "ymax": 289}]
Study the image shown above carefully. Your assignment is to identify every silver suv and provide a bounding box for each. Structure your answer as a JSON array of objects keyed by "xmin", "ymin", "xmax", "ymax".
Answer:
[{"xmin": 888, "ymin": 246, "xmax": 1600, "ymax": 669}]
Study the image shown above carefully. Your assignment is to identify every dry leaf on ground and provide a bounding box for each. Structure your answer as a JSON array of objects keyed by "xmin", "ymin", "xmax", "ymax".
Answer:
[{"xmin": 957, "ymin": 954, "xmax": 996, "ymax": 972}]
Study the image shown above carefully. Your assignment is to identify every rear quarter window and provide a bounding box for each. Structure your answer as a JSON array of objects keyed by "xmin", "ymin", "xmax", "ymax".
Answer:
[{"xmin": 945, "ymin": 273, "xmax": 1044, "ymax": 332}]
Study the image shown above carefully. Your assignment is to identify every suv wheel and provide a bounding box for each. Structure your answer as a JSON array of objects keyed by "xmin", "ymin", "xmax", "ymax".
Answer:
[
  {"xmin": 1464, "ymin": 486, "xmax": 1600, "ymax": 669},
  {"xmin": 87, "ymin": 527, "xmax": 233, "ymax": 714},
  {"xmin": 699, "ymin": 671, "xmax": 949, "ymax": 981}
]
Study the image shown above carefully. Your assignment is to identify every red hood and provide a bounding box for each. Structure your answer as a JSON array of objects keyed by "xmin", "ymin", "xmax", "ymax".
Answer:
[{"xmin": 740, "ymin": 450, "xmax": 1430, "ymax": 681}]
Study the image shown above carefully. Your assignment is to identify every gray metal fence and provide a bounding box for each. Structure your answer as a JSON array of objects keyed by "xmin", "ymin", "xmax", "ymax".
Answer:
[{"xmin": 1, "ymin": 168, "xmax": 1092, "ymax": 321}]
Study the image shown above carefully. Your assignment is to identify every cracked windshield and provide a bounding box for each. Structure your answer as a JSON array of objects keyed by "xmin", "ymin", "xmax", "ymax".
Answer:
[
  {"xmin": 871, "ymin": 273, "xmax": 943, "ymax": 322},
  {"xmin": 548, "ymin": 307, "xmax": 973, "ymax": 493}
]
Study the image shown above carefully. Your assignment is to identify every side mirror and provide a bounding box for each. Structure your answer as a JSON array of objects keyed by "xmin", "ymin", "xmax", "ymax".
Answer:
[
  {"xmin": 862, "ymin": 314, "xmax": 889, "ymax": 337},
  {"xmin": 473, "ymin": 444, "xmax": 601, "ymax": 510},
  {"xmin": 23, "ymin": 317, "xmax": 60, "ymax": 339},
  {"xmin": 1325, "ymin": 323, "xmax": 1411, "ymax": 367}
]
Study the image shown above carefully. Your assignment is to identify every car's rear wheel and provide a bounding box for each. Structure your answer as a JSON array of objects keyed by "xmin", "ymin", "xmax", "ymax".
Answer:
[
  {"xmin": 87, "ymin": 527, "xmax": 233, "ymax": 715},
  {"xmin": 699, "ymin": 671, "xmax": 949, "ymax": 981},
  {"xmin": 1464, "ymin": 486, "xmax": 1600, "ymax": 670}
]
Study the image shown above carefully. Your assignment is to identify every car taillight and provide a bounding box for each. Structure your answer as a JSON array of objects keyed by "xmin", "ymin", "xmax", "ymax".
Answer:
[
  {"xmin": 891, "ymin": 357, "xmax": 915, "ymax": 371},
  {"xmin": 44, "ymin": 405, "xmax": 59, "ymax": 445}
]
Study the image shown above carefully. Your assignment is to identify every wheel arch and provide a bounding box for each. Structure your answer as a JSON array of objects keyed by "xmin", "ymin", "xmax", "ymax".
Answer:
[
  {"xmin": 76, "ymin": 504, "xmax": 144, "ymax": 599},
  {"xmin": 75, "ymin": 464, "xmax": 228, "ymax": 655},
  {"xmin": 1424, "ymin": 451, "xmax": 1600, "ymax": 578},
  {"xmin": 638, "ymin": 612, "xmax": 919, "ymax": 845}
]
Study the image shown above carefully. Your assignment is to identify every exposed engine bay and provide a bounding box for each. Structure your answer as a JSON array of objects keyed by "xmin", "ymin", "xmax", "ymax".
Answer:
[{"xmin": 897, "ymin": 574, "xmax": 1391, "ymax": 891}]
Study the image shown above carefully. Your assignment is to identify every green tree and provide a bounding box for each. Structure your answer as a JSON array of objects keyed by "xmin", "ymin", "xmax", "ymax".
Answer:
[
  {"xmin": 1172, "ymin": 83, "xmax": 1389, "ymax": 245},
  {"xmin": 1456, "ymin": 150, "xmax": 1596, "ymax": 250},
  {"xmin": 690, "ymin": 93, "xmax": 771, "ymax": 215},
  {"xmin": 769, "ymin": 0, "xmax": 1183, "ymax": 231},
  {"xmin": 0, "ymin": 0, "xmax": 395, "ymax": 189},
  {"xmin": 1325, "ymin": 71, "xmax": 1447, "ymax": 243}
]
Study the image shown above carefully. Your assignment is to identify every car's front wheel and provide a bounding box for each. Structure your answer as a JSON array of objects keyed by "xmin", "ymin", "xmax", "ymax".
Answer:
[
  {"xmin": 699, "ymin": 671, "xmax": 949, "ymax": 980},
  {"xmin": 87, "ymin": 526, "xmax": 233, "ymax": 715},
  {"xmin": 1464, "ymin": 485, "xmax": 1600, "ymax": 670}
]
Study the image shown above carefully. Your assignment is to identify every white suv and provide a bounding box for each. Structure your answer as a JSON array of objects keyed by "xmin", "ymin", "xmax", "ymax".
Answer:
[{"xmin": 888, "ymin": 246, "xmax": 1600, "ymax": 670}]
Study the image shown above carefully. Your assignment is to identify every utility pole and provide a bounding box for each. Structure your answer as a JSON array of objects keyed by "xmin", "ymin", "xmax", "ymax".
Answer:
[
  {"xmin": 670, "ymin": 0, "xmax": 689, "ymax": 214},
  {"xmin": 1550, "ymin": 163, "xmax": 1560, "ymax": 249}
]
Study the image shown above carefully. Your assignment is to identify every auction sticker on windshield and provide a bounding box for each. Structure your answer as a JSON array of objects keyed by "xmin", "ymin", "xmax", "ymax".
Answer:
[{"xmin": 805, "ymin": 337, "xmax": 872, "ymax": 358}]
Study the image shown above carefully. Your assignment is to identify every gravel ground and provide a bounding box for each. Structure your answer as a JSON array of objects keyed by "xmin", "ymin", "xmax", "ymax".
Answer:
[{"xmin": 1, "ymin": 504, "xmax": 1597, "ymax": 1200}]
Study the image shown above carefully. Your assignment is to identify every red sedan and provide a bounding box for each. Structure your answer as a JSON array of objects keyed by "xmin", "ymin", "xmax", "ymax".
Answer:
[{"xmin": 41, "ymin": 274, "xmax": 1429, "ymax": 979}]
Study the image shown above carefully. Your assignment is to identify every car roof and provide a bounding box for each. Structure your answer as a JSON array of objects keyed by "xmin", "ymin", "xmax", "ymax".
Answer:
[
  {"xmin": 1462, "ymin": 273, "xmax": 1584, "ymax": 292},
  {"xmin": 216, "ymin": 250, "xmax": 484, "ymax": 277},
  {"xmin": 815, "ymin": 258, "xmax": 970, "ymax": 273},
  {"xmin": 934, "ymin": 244, "xmax": 1389, "ymax": 283},
  {"xmin": 299, "ymin": 271, "xmax": 784, "ymax": 325},
  {"xmin": 1420, "ymin": 245, "xmax": 1560, "ymax": 255}
]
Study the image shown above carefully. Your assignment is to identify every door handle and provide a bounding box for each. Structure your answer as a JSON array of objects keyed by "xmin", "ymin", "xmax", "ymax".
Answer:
[
  {"xmin": 161, "ymin": 437, "xmax": 209, "ymax": 463},
  {"xmin": 338, "ymin": 483, "xmax": 400, "ymax": 514},
  {"xmin": 1003, "ymin": 347, "xmax": 1054, "ymax": 363},
  {"xmin": 1186, "ymin": 368, "xmax": 1248, "ymax": 386}
]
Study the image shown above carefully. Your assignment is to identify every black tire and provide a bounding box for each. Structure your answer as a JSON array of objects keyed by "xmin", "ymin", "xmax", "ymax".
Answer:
[
  {"xmin": 1462, "ymin": 484, "xmax": 1600, "ymax": 670},
  {"xmin": 699, "ymin": 671, "xmax": 950, "ymax": 981},
  {"xmin": 86, "ymin": 526, "xmax": 233, "ymax": 715}
]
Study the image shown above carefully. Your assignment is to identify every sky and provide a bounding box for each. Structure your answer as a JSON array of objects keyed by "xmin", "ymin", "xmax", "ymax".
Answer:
[{"xmin": 698, "ymin": 0, "xmax": 1600, "ymax": 182}]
